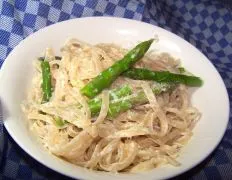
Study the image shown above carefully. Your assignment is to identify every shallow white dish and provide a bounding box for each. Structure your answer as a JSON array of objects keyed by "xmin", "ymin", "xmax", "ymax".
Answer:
[{"xmin": 0, "ymin": 17, "xmax": 229, "ymax": 180}]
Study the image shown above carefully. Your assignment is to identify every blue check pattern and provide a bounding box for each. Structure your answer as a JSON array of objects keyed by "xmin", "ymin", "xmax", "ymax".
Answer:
[{"xmin": 0, "ymin": 0, "xmax": 232, "ymax": 179}]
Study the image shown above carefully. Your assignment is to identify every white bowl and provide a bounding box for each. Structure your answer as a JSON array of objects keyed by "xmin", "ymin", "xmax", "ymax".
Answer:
[{"xmin": 0, "ymin": 17, "xmax": 229, "ymax": 180}]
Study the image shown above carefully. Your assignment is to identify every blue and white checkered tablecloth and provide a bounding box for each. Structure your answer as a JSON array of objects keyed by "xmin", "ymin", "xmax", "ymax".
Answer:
[{"xmin": 0, "ymin": 0, "xmax": 231, "ymax": 179}]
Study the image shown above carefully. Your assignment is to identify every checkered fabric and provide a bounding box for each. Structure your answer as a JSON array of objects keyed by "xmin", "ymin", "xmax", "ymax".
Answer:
[{"xmin": 0, "ymin": 0, "xmax": 232, "ymax": 179}]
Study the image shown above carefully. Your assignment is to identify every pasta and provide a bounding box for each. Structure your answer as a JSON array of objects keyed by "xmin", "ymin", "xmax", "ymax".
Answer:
[{"xmin": 21, "ymin": 39, "xmax": 201, "ymax": 173}]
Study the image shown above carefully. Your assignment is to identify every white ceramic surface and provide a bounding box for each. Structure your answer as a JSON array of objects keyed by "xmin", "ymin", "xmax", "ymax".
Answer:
[{"xmin": 0, "ymin": 17, "xmax": 229, "ymax": 180}]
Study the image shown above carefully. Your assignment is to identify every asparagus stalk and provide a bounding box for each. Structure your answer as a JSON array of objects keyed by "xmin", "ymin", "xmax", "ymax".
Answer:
[
  {"xmin": 123, "ymin": 68, "xmax": 203, "ymax": 87},
  {"xmin": 107, "ymin": 83, "xmax": 175, "ymax": 118},
  {"xmin": 41, "ymin": 61, "xmax": 52, "ymax": 102},
  {"xmin": 88, "ymin": 85, "xmax": 132, "ymax": 116},
  {"xmin": 54, "ymin": 117, "xmax": 67, "ymax": 127},
  {"xmin": 81, "ymin": 39, "xmax": 155, "ymax": 98}
]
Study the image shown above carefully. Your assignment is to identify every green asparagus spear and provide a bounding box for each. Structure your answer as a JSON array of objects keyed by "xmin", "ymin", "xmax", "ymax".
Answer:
[
  {"xmin": 123, "ymin": 68, "xmax": 203, "ymax": 87},
  {"xmin": 80, "ymin": 39, "xmax": 155, "ymax": 98},
  {"xmin": 84, "ymin": 83, "xmax": 172, "ymax": 118},
  {"xmin": 41, "ymin": 61, "xmax": 52, "ymax": 102},
  {"xmin": 107, "ymin": 83, "xmax": 175, "ymax": 118},
  {"xmin": 108, "ymin": 100, "xmax": 133, "ymax": 117},
  {"xmin": 178, "ymin": 67, "xmax": 185, "ymax": 74},
  {"xmin": 54, "ymin": 117, "xmax": 67, "ymax": 127},
  {"xmin": 88, "ymin": 85, "xmax": 132, "ymax": 116}
]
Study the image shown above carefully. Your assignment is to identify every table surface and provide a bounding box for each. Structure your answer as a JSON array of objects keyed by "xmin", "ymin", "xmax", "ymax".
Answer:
[{"xmin": 0, "ymin": 0, "xmax": 231, "ymax": 179}]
